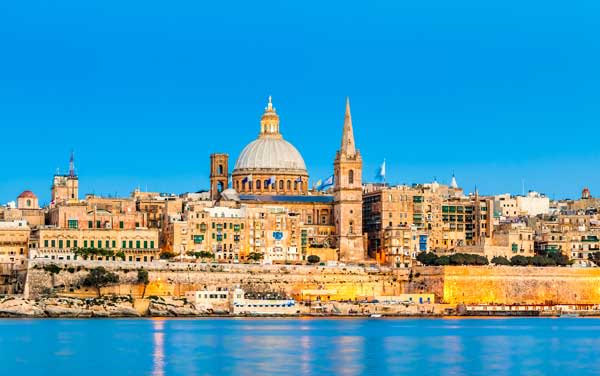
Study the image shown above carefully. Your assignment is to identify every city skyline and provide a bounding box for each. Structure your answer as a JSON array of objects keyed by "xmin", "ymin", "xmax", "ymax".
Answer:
[{"xmin": 1, "ymin": 1, "xmax": 599, "ymax": 202}]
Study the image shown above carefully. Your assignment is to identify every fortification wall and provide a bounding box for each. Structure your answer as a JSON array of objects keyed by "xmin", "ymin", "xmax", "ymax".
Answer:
[
  {"xmin": 416, "ymin": 266, "xmax": 600, "ymax": 305},
  {"xmin": 25, "ymin": 260, "xmax": 408, "ymax": 301}
]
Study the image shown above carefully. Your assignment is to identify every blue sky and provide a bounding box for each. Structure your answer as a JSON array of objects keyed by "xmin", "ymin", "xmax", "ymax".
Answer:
[{"xmin": 1, "ymin": 1, "xmax": 598, "ymax": 204}]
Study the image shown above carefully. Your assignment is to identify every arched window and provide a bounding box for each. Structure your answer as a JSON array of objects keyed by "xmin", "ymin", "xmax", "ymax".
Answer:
[
  {"xmin": 218, "ymin": 164, "xmax": 224, "ymax": 175},
  {"xmin": 264, "ymin": 180, "xmax": 270, "ymax": 190},
  {"xmin": 348, "ymin": 170, "xmax": 354, "ymax": 185},
  {"xmin": 217, "ymin": 181, "xmax": 224, "ymax": 193},
  {"xmin": 256, "ymin": 180, "xmax": 261, "ymax": 189},
  {"xmin": 294, "ymin": 181, "xmax": 298, "ymax": 191},
  {"xmin": 26, "ymin": 199, "xmax": 31, "ymax": 207},
  {"xmin": 287, "ymin": 180, "xmax": 291, "ymax": 190},
  {"xmin": 248, "ymin": 182, "xmax": 253, "ymax": 190},
  {"xmin": 279, "ymin": 180, "xmax": 284, "ymax": 190}
]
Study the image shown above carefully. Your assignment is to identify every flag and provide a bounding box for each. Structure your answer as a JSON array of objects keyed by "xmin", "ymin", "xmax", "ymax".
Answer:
[
  {"xmin": 378, "ymin": 159, "xmax": 386, "ymax": 181},
  {"xmin": 295, "ymin": 177, "xmax": 303, "ymax": 183},
  {"xmin": 267, "ymin": 176, "xmax": 276, "ymax": 186},
  {"xmin": 242, "ymin": 174, "xmax": 253, "ymax": 183},
  {"xmin": 317, "ymin": 175, "xmax": 334, "ymax": 190}
]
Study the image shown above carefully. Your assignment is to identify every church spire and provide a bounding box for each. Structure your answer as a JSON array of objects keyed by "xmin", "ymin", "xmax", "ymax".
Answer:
[
  {"xmin": 341, "ymin": 97, "xmax": 356, "ymax": 157},
  {"xmin": 69, "ymin": 150, "xmax": 75, "ymax": 177}
]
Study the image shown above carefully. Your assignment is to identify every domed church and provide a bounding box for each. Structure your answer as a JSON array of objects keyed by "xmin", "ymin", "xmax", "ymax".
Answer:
[
  {"xmin": 231, "ymin": 96, "xmax": 309, "ymax": 195},
  {"xmin": 208, "ymin": 97, "xmax": 366, "ymax": 262}
]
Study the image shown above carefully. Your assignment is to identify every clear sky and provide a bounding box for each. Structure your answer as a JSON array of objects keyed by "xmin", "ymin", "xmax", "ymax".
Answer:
[{"xmin": 1, "ymin": 1, "xmax": 598, "ymax": 205}]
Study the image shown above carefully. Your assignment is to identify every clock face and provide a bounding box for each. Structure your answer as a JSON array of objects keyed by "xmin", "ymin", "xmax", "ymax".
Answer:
[{"xmin": 273, "ymin": 232, "xmax": 284, "ymax": 241}]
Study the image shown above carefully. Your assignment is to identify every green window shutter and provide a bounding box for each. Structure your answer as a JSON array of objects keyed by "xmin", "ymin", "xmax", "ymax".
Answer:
[
  {"xmin": 122, "ymin": 241, "xmax": 126, "ymax": 248},
  {"xmin": 73, "ymin": 240, "xmax": 78, "ymax": 248},
  {"xmin": 129, "ymin": 241, "xmax": 133, "ymax": 248},
  {"xmin": 44, "ymin": 240, "xmax": 48, "ymax": 247},
  {"xmin": 66, "ymin": 240, "xmax": 71, "ymax": 248},
  {"xmin": 143, "ymin": 241, "xmax": 148, "ymax": 248},
  {"xmin": 119, "ymin": 221, "xmax": 124, "ymax": 229},
  {"xmin": 150, "ymin": 241, "xmax": 155, "ymax": 249},
  {"xmin": 112, "ymin": 241, "xmax": 116, "ymax": 248},
  {"xmin": 51, "ymin": 240, "xmax": 55, "ymax": 247},
  {"xmin": 88, "ymin": 221, "xmax": 93, "ymax": 228},
  {"xmin": 58, "ymin": 240, "xmax": 63, "ymax": 248}
]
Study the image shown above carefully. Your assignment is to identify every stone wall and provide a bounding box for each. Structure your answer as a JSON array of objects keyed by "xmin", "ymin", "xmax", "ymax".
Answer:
[
  {"xmin": 25, "ymin": 260, "xmax": 409, "ymax": 301},
  {"xmin": 409, "ymin": 266, "xmax": 600, "ymax": 305}
]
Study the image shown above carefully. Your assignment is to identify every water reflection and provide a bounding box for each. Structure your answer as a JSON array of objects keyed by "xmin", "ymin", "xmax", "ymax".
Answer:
[
  {"xmin": 4, "ymin": 318, "xmax": 600, "ymax": 375},
  {"xmin": 152, "ymin": 319, "xmax": 165, "ymax": 376}
]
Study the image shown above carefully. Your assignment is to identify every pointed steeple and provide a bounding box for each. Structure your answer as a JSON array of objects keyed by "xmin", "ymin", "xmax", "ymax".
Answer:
[
  {"xmin": 69, "ymin": 150, "xmax": 76, "ymax": 177},
  {"xmin": 341, "ymin": 97, "xmax": 356, "ymax": 157}
]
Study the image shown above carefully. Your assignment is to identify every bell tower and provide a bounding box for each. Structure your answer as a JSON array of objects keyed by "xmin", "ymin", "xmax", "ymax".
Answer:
[
  {"xmin": 334, "ymin": 98, "xmax": 365, "ymax": 262},
  {"xmin": 51, "ymin": 151, "xmax": 79, "ymax": 205},
  {"xmin": 210, "ymin": 153, "xmax": 229, "ymax": 200}
]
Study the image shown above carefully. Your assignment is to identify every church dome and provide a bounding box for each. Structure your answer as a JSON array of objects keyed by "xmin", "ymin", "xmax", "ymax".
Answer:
[
  {"xmin": 234, "ymin": 137, "xmax": 307, "ymax": 172},
  {"xmin": 233, "ymin": 97, "xmax": 307, "ymax": 175}
]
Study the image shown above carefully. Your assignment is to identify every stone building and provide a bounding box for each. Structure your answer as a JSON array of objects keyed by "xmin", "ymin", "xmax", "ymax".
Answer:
[
  {"xmin": 0, "ymin": 220, "xmax": 30, "ymax": 267},
  {"xmin": 29, "ymin": 226, "xmax": 159, "ymax": 262}
]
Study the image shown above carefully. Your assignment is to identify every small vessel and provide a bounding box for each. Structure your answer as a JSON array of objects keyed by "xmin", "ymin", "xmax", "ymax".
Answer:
[
  {"xmin": 370, "ymin": 314, "xmax": 382, "ymax": 318},
  {"xmin": 559, "ymin": 313, "xmax": 580, "ymax": 318}
]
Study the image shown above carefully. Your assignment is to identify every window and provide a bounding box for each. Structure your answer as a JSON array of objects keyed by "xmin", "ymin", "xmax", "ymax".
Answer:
[
  {"xmin": 143, "ymin": 241, "xmax": 148, "ymax": 249},
  {"xmin": 279, "ymin": 180, "xmax": 284, "ymax": 190},
  {"xmin": 73, "ymin": 240, "xmax": 78, "ymax": 248},
  {"xmin": 66, "ymin": 240, "xmax": 71, "ymax": 248},
  {"xmin": 287, "ymin": 180, "xmax": 291, "ymax": 190},
  {"xmin": 58, "ymin": 240, "xmax": 63, "ymax": 248},
  {"xmin": 68, "ymin": 220, "xmax": 78, "ymax": 229},
  {"xmin": 96, "ymin": 220, "xmax": 101, "ymax": 229},
  {"xmin": 136, "ymin": 241, "xmax": 141, "ymax": 249},
  {"xmin": 44, "ymin": 240, "xmax": 49, "ymax": 248},
  {"xmin": 349, "ymin": 221, "xmax": 354, "ymax": 234},
  {"xmin": 88, "ymin": 221, "xmax": 93, "ymax": 228},
  {"xmin": 218, "ymin": 164, "xmax": 224, "ymax": 174},
  {"xmin": 122, "ymin": 241, "xmax": 126, "ymax": 248},
  {"xmin": 256, "ymin": 180, "xmax": 261, "ymax": 189},
  {"xmin": 129, "ymin": 241, "xmax": 133, "ymax": 248},
  {"xmin": 150, "ymin": 241, "xmax": 155, "ymax": 249},
  {"xmin": 90, "ymin": 241, "xmax": 94, "ymax": 248},
  {"xmin": 106, "ymin": 240, "xmax": 110, "ymax": 248},
  {"xmin": 119, "ymin": 221, "xmax": 124, "ymax": 229},
  {"xmin": 264, "ymin": 180, "xmax": 270, "ymax": 189},
  {"xmin": 348, "ymin": 170, "xmax": 354, "ymax": 184},
  {"xmin": 51, "ymin": 240, "xmax": 56, "ymax": 247}
]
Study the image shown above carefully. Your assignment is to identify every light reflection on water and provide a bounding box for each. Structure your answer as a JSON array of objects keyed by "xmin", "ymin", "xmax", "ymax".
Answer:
[{"xmin": 2, "ymin": 318, "xmax": 600, "ymax": 375}]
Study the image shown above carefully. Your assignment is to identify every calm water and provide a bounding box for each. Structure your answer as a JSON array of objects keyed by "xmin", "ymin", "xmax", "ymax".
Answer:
[{"xmin": 1, "ymin": 317, "xmax": 599, "ymax": 375}]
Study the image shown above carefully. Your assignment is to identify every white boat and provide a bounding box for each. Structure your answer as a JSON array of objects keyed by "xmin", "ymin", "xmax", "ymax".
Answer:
[{"xmin": 370, "ymin": 314, "xmax": 382, "ymax": 318}]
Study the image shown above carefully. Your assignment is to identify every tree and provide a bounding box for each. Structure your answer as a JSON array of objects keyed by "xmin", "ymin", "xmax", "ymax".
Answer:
[
  {"xmin": 307, "ymin": 255, "xmax": 320, "ymax": 264},
  {"xmin": 83, "ymin": 267, "xmax": 120, "ymax": 297},
  {"xmin": 159, "ymin": 251, "xmax": 176, "ymax": 260},
  {"xmin": 115, "ymin": 251, "xmax": 126, "ymax": 261},
  {"xmin": 491, "ymin": 256, "xmax": 511, "ymax": 266},
  {"xmin": 416, "ymin": 252, "xmax": 438, "ymax": 266},
  {"xmin": 589, "ymin": 252, "xmax": 600, "ymax": 265},
  {"xmin": 435, "ymin": 256, "xmax": 450, "ymax": 266},
  {"xmin": 137, "ymin": 269, "xmax": 150, "ymax": 299},
  {"xmin": 510, "ymin": 255, "xmax": 530, "ymax": 266},
  {"xmin": 43, "ymin": 264, "xmax": 61, "ymax": 275},
  {"xmin": 247, "ymin": 252, "xmax": 264, "ymax": 262}
]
